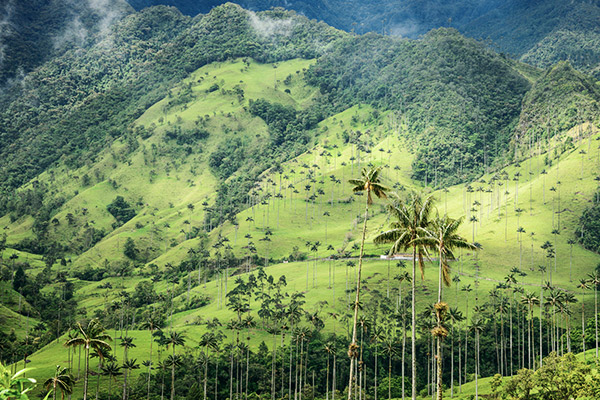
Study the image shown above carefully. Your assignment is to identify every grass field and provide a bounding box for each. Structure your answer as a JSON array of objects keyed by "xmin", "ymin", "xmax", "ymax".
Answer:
[{"xmin": 3, "ymin": 57, "xmax": 600, "ymax": 398}]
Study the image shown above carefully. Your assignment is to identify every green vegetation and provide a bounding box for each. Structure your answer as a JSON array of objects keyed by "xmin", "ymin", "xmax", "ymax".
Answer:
[
  {"xmin": 306, "ymin": 29, "xmax": 531, "ymax": 185},
  {"xmin": 576, "ymin": 193, "xmax": 600, "ymax": 254},
  {"xmin": 2, "ymin": 3, "xmax": 600, "ymax": 400}
]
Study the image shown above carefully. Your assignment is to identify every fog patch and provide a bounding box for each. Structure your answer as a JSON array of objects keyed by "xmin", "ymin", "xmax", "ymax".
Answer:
[
  {"xmin": 54, "ymin": 0, "xmax": 125, "ymax": 49},
  {"xmin": 249, "ymin": 11, "xmax": 295, "ymax": 38},
  {"xmin": 0, "ymin": 0, "xmax": 15, "ymax": 71},
  {"xmin": 389, "ymin": 19, "xmax": 421, "ymax": 38}
]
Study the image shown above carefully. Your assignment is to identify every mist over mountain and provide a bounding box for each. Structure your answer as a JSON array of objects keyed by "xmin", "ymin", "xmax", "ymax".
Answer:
[
  {"xmin": 0, "ymin": 0, "xmax": 132, "ymax": 88},
  {"xmin": 127, "ymin": 0, "xmax": 600, "ymax": 76}
]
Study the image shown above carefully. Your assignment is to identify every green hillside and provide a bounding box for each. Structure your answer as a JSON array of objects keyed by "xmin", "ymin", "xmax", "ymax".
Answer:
[{"xmin": 1, "ymin": 4, "xmax": 600, "ymax": 400}]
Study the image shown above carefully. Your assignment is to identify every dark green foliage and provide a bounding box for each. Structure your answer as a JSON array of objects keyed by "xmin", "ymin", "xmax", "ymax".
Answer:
[
  {"xmin": 515, "ymin": 61, "xmax": 600, "ymax": 150},
  {"xmin": 0, "ymin": 3, "xmax": 344, "ymax": 201},
  {"xmin": 209, "ymin": 138, "xmax": 245, "ymax": 180},
  {"xmin": 306, "ymin": 29, "xmax": 530, "ymax": 185},
  {"xmin": 0, "ymin": 0, "xmax": 133, "ymax": 86},
  {"xmin": 249, "ymin": 98, "xmax": 297, "ymax": 145},
  {"xmin": 575, "ymin": 192, "xmax": 600, "ymax": 253},
  {"xmin": 12, "ymin": 265, "xmax": 26, "ymax": 292},
  {"xmin": 107, "ymin": 196, "xmax": 136, "ymax": 225},
  {"xmin": 123, "ymin": 237, "xmax": 138, "ymax": 260},
  {"xmin": 164, "ymin": 126, "xmax": 209, "ymax": 145},
  {"xmin": 132, "ymin": 280, "xmax": 157, "ymax": 307},
  {"xmin": 73, "ymin": 267, "xmax": 107, "ymax": 282},
  {"xmin": 129, "ymin": 0, "xmax": 600, "ymax": 75}
]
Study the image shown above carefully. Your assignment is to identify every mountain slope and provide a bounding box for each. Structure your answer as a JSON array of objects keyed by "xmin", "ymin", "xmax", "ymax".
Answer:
[
  {"xmin": 0, "ymin": 0, "xmax": 133, "ymax": 88},
  {"xmin": 127, "ymin": 0, "xmax": 600, "ymax": 76},
  {"xmin": 1, "ymin": 5, "xmax": 600, "ymax": 398}
]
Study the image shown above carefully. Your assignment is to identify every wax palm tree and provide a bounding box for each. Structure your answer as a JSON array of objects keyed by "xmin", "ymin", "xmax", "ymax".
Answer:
[
  {"xmin": 567, "ymin": 239, "xmax": 576, "ymax": 281},
  {"xmin": 90, "ymin": 346, "xmax": 111, "ymax": 400},
  {"xmin": 382, "ymin": 330, "xmax": 399, "ymax": 400},
  {"xmin": 44, "ymin": 366, "xmax": 74, "ymax": 400},
  {"xmin": 140, "ymin": 312, "xmax": 161, "ymax": 400},
  {"xmin": 562, "ymin": 292, "xmax": 577, "ymax": 353},
  {"xmin": 470, "ymin": 317, "xmax": 485, "ymax": 400},
  {"xmin": 447, "ymin": 307, "xmax": 464, "ymax": 398},
  {"xmin": 324, "ymin": 342, "xmax": 335, "ymax": 400},
  {"xmin": 165, "ymin": 331, "xmax": 186, "ymax": 400},
  {"xmin": 346, "ymin": 166, "xmax": 388, "ymax": 400},
  {"xmin": 121, "ymin": 359, "xmax": 139, "ymax": 400},
  {"xmin": 588, "ymin": 271, "xmax": 600, "ymax": 361},
  {"xmin": 120, "ymin": 336, "xmax": 136, "ymax": 400},
  {"xmin": 544, "ymin": 290, "xmax": 563, "ymax": 354},
  {"xmin": 520, "ymin": 292, "xmax": 539, "ymax": 369},
  {"xmin": 417, "ymin": 215, "xmax": 476, "ymax": 400},
  {"xmin": 374, "ymin": 190, "xmax": 435, "ymax": 400},
  {"xmin": 370, "ymin": 325, "xmax": 385, "ymax": 400},
  {"xmin": 199, "ymin": 332, "xmax": 219, "ymax": 400},
  {"xmin": 64, "ymin": 319, "xmax": 112, "ymax": 400},
  {"xmin": 578, "ymin": 279, "xmax": 590, "ymax": 360},
  {"xmin": 101, "ymin": 362, "xmax": 122, "ymax": 400}
]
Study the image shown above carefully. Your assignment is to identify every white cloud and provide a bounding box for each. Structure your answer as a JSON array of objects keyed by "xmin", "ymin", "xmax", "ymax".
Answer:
[{"xmin": 248, "ymin": 11, "xmax": 295, "ymax": 38}]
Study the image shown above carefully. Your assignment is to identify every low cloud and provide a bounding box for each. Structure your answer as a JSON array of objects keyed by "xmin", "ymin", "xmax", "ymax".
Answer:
[
  {"xmin": 389, "ymin": 19, "xmax": 422, "ymax": 38},
  {"xmin": 54, "ymin": 0, "xmax": 125, "ymax": 50},
  {"xmin": 0, "ymin": 0, "xmax": 15, "ymax": 70},
  {"xmin": 248, "ymin": 11, "xmax": 295, "ymax": 38}
]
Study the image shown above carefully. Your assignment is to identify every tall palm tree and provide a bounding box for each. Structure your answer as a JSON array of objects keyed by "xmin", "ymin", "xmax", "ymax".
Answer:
[
  {"xmin": 101, "ymin": 362, "xmax": 122, "ymax": 400},
  {"xmin": 382, "ymin": 329, "xmax": 399, "ymax": 400},
  {"xmin": 165, "ymin": 331, "xmax": 186, "ymax": 400},
  {"xmin": 520, "ymin": 292, "xmax": 539, "ymax": 369},
  {"xmin": 371, "ymin": 326, "xmax": 385, "ymax": 400},
  {"xmin": 418, "ymin": 215, "xmax": 476, "ymax": 400},
  {"xmin": 44, "ymin": 366, "xmax": 74, "ymax": 400},
  {"xmin": 90, "ymin": 347, "xmax": 111, "ymax": 400},
  {"xmin": 447, "ymin": 307, "xmax": 464, "ymax": 398},
  {"xmin": 588, "ymin": 271, "xmax": 600, "ymax": 361},
  {"xmin": 324, "ymin": 342, "xmax": 335, "ymax": 400},
  {"xmin": 140, "ymin": 312, "xmax": 161, "ymax": 400},
  {"xmin": 578, "ymin": 279, "xmax": 590, "ymax": 361},
  {"xmin": 199, "ymin": 332, "xmax": 219, "ymax": 400},
  {"xmin": 469, "ymin": 317, "xmax": 484, "ymax": 400},
  {"xmin": 374, "ymin": 190, "xmax": 435, "ymax": 400},
  {"xmin": 567, "ymin": 239, "xmax": 576, "ymax": 281},
  {"xmin": 64, "ymin": 319, "xmax": 112, "ymax": 400},
  {"xmin": 120, "ymin": 336, "xmax": 136, "ymax": 400},
  {"xmin": 346, "ymin": 166, "xmax": 388, "ymax": 400},
  {"xmin": 121, "ymin": 359, "xmax": 139, "ymax": 400}
]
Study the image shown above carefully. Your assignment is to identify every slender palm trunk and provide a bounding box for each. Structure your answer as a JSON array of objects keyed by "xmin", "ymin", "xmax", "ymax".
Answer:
[
  {"xmin": 436, "ymin": 246, "xmax": 443, "ymax": 400},
  {"xmin": 450, "ymin": 326, "xmax": 454, "ymax": 398},
  {"xmin": 475, "ymin": 331, "xmax": 479, "ymax": 400},
  {"xmin": 347, "ymin": 193, "xmax": 370, "ymax": 400},
  {"xmin": 147, "ymin": 327, "xmax": 153, "ymax": 400},
  {"xmin": 95, "ymin": 362, "xmax": 102, "ymax": 400},
  {"xmin": 215, "ymin": 351, "xmax": 219, "ymax": 400},
  {"xmin": 204, "ymin": 346, "xmax": 209, "ymax": 400},
  {"xmin": 326, "ymin": 352, "xmax": 330, "ymax": 400},
  {"xmin": 171, "ymin": 346, "xmax": 176, "ymax": 400},
  {"xmin": 582, "ymin": 292, "xmax": 586, "ymax": 362},
  {"xmin": 411, "ymin": 244, "xmax": 417, "ymax": 400},
  {"xmin": 388, "ymin": 350, "xmax": 392, "ymax": 400},
  {"xmin": 83, "ymin": 345, "xmax": 90, "ymax": 400},
  {"xmin": 539, "ymin": 287, "xmax": 543, "ymax": 368},
  {"xmin": 595, "ymin": 286, "xmax": 598, "ymax": 360}
]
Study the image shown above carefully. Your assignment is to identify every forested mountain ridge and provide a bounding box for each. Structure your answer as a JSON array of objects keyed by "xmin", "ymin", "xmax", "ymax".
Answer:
[
  {"xmin": 0, "ymin": 4, "xmax": 343, "ymax": 195},
  {"xmin": 305, "ymin": 28, "xmax": 531, "ymax": 185},
  {"xmin": 128, "ymin": 0, "xmax": 600, "ymax": 77},
  {"xmin": 0, "ymin": 0, "xmax": 133, "ymax": 87}
]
